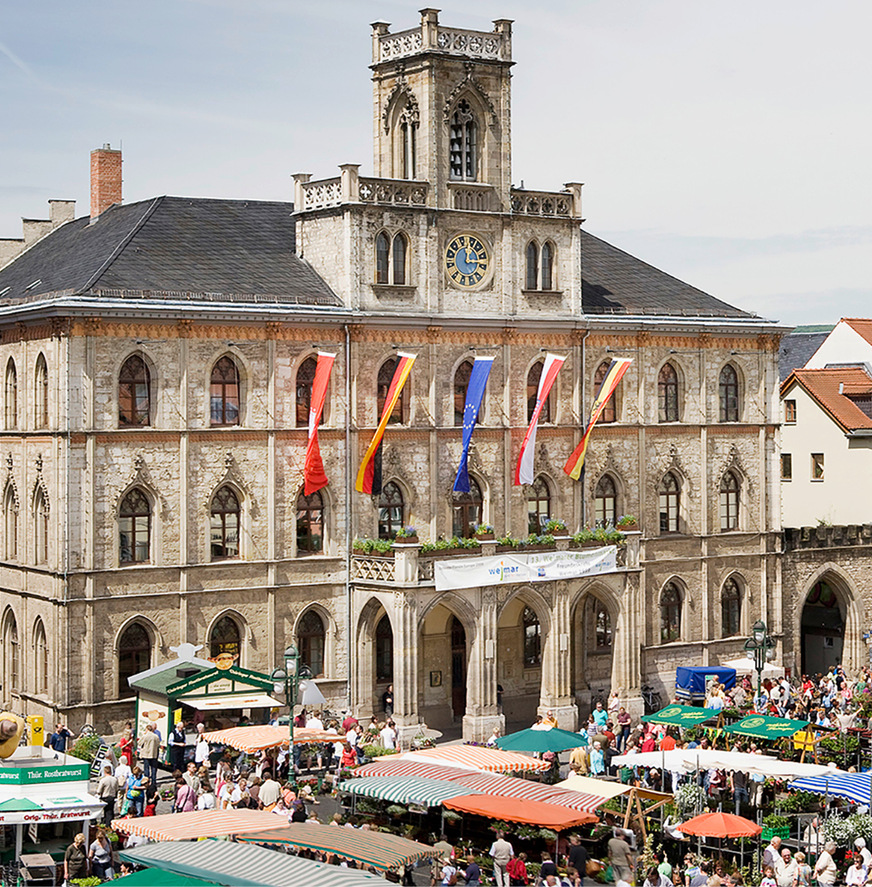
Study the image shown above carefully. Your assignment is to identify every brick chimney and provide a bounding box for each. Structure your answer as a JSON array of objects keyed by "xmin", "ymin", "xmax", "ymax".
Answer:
[{"xmin": 90, "ymin": 144, "xmax": 122, "ymax": 218}]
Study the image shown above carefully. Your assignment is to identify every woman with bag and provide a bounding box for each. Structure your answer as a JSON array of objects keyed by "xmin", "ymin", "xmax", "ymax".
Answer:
[
  {"xmin": 126, "ymin": 766, "xmax": 145, "ymax": 816},
  {"xmin": 88, "ymin": 828, "xmax": 114, "ymax": 881},
  {"xmin": 174, "ymin": 776, "xmax": 197, "ymax": 812}
]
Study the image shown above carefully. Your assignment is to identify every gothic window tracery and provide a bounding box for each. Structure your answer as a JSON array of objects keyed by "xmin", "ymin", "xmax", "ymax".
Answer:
[
  {"xmin": 296, "ymin": 356, "xmax": 326, "ymax": 428},
  {"xmin": 658, "ymin": 472, "xmax": 680, "ymax": 534},
  {"xmin": 119, "ymin": 355, "xmax": 150, "ymax": 427},
  {"xmin": 210, "ymin": 356, "xmax": 240, "ymax": 426},
  {"xmin": 594, "ymin": 474, "xmax": 617, "ymax": 527},
  {"xmin": 210, "ymin": 486, "xmax": 240, "ymax": 560},
  {"xmin": 527, "ymin": 361, "xmax": 554, "ymax": 423},
  {"xmin": 453, "ymin": 360, "xmax": 474, "ymax": 425},
  {"xmin": 660, "ymin": 583, "xmax": 682, "ymax": 643},
  {"xmin": 34, "ymin": 354, "xmax": 48, "ymax": 429},
  {"xmin": 377, "ymin": 357, "xmax": 409, "ymax": 424},
  {"xmin": 298, "ymin": 609, "xmax": 326, "ymax": 677},
  {"xmin": 210, "ymin": 615, "xmax": 241, "ymax": 659},
  {"xmin": 452, "ymin": 476, "xmax": 482, "ymax": 538},
  {"xmin": 658, "ymin": 363, "xmax": 679, "ymax": 422},
  {"xmin": 118, "ymin": 622, "xmax": 151, "ymax": 695},
  {"xmin": 374, "ymin": 232, "xmax": 411, "ymax": 286},
  {"xmin": 541, "ymin": 241, "xmax": 554, "ymax": 290},
  {"xmin": 5, "ymin": 359, "xmax": 17, "ymax": 430},
  {"xmin": 719, "ymin": 364, "xmax": 740, "ymax": 422},
  {"xmin": 119, "ymin": 487, "xmax": 151, "ymax": 564},
  {"xmin": 296, "ymin": 489, "xmax": 324, "ymax": 554},
  {"xmin": 526, "ymin": 475, "xmax": 551, "ymax": 535},
  {"xmin": 4, "ymin": 484, "xmax": 18, "ymax": 561},
  {"xmin": 594, "ymin": 360, "xmax": 617, "ymax": 423},
  {"xmin": 525, "ymin": 242, "xmax": 538, "ymax": 290},
  {"xmin": 719, "ymin": 471, "xmax": 740, "ymax": 531},
  {"xmin": 377, "ymin": 482, "xmax": 404, "ymax": 540},
  {"xmin": 721, "ymin": 577, "xmax": 742, "ymax": 637}
]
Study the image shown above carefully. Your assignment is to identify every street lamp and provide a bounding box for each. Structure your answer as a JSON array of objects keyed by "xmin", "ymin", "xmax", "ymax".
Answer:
[
  {"xmin": 270, "ymin": 645, "xmax": 312, "ymax": 782},
  {"xmin": 744, "ymin": 619, "xmax": 776, "ymax": 710}
]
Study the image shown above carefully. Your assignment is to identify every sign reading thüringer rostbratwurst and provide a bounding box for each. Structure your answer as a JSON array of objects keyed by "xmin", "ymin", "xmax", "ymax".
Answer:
[{"xmin": 434, "ymin": 546, "xmax": 617, "ymax": 592}]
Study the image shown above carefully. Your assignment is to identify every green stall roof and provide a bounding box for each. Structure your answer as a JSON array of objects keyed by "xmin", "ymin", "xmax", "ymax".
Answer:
[
  {"xmin": 723, "ymin": 714, "xmax": 818, "ymax": 739},
  {"xmin": 640, "ymin": 705, "xmax": 717, "ymax": 727}
]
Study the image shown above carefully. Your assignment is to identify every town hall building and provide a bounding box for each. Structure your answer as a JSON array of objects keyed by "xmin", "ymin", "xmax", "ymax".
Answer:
[{"xmin": 0, "ymin": 10, "xmax": 794, "ymax": 741}]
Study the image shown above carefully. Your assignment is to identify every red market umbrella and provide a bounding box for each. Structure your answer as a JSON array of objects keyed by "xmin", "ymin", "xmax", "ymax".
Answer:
[{"xmin": 677, "ymin": 812, "xmax": 762, "ymax": 838}]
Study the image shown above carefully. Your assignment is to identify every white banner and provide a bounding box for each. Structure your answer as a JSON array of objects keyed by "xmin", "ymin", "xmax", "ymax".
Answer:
[{"xmin": 434, "ymin": 546, "xmax": 617, "ymax": 591}]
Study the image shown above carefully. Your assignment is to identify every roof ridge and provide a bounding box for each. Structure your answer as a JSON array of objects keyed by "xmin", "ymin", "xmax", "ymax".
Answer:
[{"xmin": 79, "ymin": 196, "xmax": 165, "ymax": 293}]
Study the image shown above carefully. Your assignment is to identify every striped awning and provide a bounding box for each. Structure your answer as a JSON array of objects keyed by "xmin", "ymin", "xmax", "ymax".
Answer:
[
  {"xmin": 200, "ymin": 725, "xmax": 338, "ymax": 752},
  {"xmin": 121, "ymin": 840, "xmax": 386, "ymax": 886},
  {"xmin": 112, "ymin": 809, "xmax": 283, "ymax": 841},
  {"xmin": 385, "ymin": 745, "xmax": 549, "ymax": 773},
  {"xmin": 340, "ymin": 775, "xmax": 485, "ymax": 807},
  {"xmin": 351, "ymin": 759, "xmax": 603, "ymax": 812},
  {"xmin": 238, "ymin": 822, "xmax": 435, "ymax": 871},
  {"xmin": 790, "ymin": 770, "xmax": 872, "ymax": 805},
  {"xmin": 443, "ymin": 793, "xmax": 598, "ymax": 830}
]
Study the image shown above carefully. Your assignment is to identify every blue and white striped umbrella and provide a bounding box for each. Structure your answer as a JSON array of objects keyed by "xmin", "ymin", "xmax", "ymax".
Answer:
[{"xmin": 790, "ymin": 770, "xmax": 872, "ymax": 805}]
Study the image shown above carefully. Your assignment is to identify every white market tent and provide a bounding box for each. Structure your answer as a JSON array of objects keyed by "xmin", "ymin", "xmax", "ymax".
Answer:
[
  {"xmin": 612, "ymin": 748, "xmax": 837, "ymax": 779},
  {"xmin": 720, "ymin": 657, "xmax": 785, "ymax": 679}
]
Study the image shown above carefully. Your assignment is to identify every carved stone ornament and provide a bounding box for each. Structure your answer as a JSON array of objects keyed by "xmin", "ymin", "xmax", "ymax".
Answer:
[
  {"xmin": 648, "ymin": 443, "xmax": 692, "ymax": 497},
  {"xmin": 205, "ymin": 451, "xmax": 258, "ymax": 518},
  {"xmin": 32, "ymin": 473, "xmax": 50, "ymax": 515},
  {"xmin": 114, "ymin": 452, "xmax": 168, "ymax": 518},
  {"xmin": 717, "ymin": 444, "xmax": 753, "ymax": 495},
  {"xmin": 383, "ymin": 75, "xmax": 420, "ymax": 133},
  {"xmin": 3, "ymin": 455, "xmax": 18, "ymax": 512},
  {"xmin": 442, "ymin": 63, "xmax": 499, "ymax": 128}
]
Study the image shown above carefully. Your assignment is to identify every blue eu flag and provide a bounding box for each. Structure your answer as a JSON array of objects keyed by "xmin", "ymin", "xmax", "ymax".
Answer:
[{"xmin": 453, "ymin": 356, "xmax": 494, "ymax": 493}]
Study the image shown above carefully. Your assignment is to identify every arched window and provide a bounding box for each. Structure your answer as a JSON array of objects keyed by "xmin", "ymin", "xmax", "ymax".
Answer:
[
  {"xmin": 295, "ymin": 356, "xmax": 319, "ymax": 428},
  {"xmin": 522, "ymin": 606, "xmax": 541, "ymax": 667},
  {"xmin": 594, "ymin": 474, "xmax": 617, "ymax": 527},
  {"xmin": 392, "ymin": 233, "xmax": 408, "ymax": 285},
  {"xmin": 118, "ymin": 622, "xmax": 151, "ymax": 695},
  {"xmin": 721, "ymin": 578, "xmax": 742, "ymax": 637},
  {"xmin": 210, "ymin": 486, "xmax": 240, "ymax": 560},
  {"xmin": 595, "ymin": 603, "xmax": 612, "ymax": 648},
  {"xmin": 525, "ymin": 241, "xmax": 539, "ymax": 291},
  {"xmin": 377, "ymin": 357, "xmax": 408, "ymax": 425},
  {"xmin": 34, "ymin": 488, "xmax": 49, "ymax": 565},
  {"xmin": 658, "ymin": 473, "xmax": 679, "ymax": 534},
  {"xmin": 399, "ymin": 110, "xmax": 417, "ymax": 179},
  {"xmin": 449, "ymin": 99, "xmax": 478, "ymax": 181},
  {"xmin": 719, "ymin": 365, "xmax": 739, "ymax": 422},
  {"xmin": 33, "ymin": 618, "xmax": 48, "ymax": 694},
  {"xmin": 541, "ymin": 241, "xmax": 554, "ymax": 290},
  {"xmin": 658, "ymin": 363, "xmax": 679, "ymax": 422},
  {"xmin": 4, "ymin": 485, "xmax": 17, "ymax": 560},
  {"xmin": 119, "ymin": 488, "xmax": 151, "ymax": 564},
  {"xmin": 210, "ymin": 615, "xmax": 241, "ymax": 659},
  {"xmin": 377, "ymin": 481, "xmax": 404, "ymax": 540},
  {"xmin": 5, "ymin": 359, "xmax": 17, "ymax": 430},
  {"xmin": 594, "ymin": 360, "xmax": 617, "ymax": 424},
  {"xmin": 660, "ymin": 583, "xmax": 682, "ymax": 643},
  {"xmin": 527, "ymin": 361, "xmax": 553, "ymax": 423},
  {"xmin": 375, "ymin": 232, "xmax": 390, "ymax": 284},
  {"xmin": 119, "ymin": 355, "xmax": 150, "ymax": 427},
  {"xmin": 453, "ymin": 359, "xmax": 474, "ymax": 426},
  {"xmin": 375, "ymin": 614, "xmax": 393, "ymax": 683},
  {"xmin": 210, "ymin": 356, "xmax": 240, "ymax": 426},
  {"xmin": 296, "ymin": 489, "xmax": 323, "ymax": 554},
  {"xmin": 719, "ymin": 471, "xmax": 740, "ymax": 531},
  {"xmin": 2, "ymin": 611, "xmax": 19, "ymax": 694},
  {"xmin": 452, "ymin": 476, "xmax": 482, "ymax": 538},
  {"xmin": 526, "ymin": 475, "xmax": 551, "ymax": 535},
  {"xmin": 34, "ymin": 354, "xmax": 48, "ymax": 429},
  {"xmin": 297, "ymin": 610, "xmax": 326, "ymax": 678}
]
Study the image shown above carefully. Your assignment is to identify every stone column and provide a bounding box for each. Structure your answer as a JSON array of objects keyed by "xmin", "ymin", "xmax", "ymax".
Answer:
[
  {"xmin": 462, "ymin": 589, "xmax": 504, "ymax": 741},
  {"xmin": 614, "ymin": 572, "xmax": 644, "ymax": 719},
  {"xmin": 538, "ymin": 585, "xmax": 578, "ymax": 730},
  {"xmin": 391, "ymin": 589, "xmax": 420, "ymax": 746}
]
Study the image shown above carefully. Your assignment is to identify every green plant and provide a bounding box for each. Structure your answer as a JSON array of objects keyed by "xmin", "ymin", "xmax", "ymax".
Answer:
[
  {"xmin": 572, "ymin": 528, "xmax": 596, "ymax": 544},
  {"xmin": 762, "ymin": 813, "xmax": 790, "ymax": 830},
  {"xmin": 616, "ymin": 514, "xmax": 638, "ymax": 528},
  {"xmin": 674, "ymin": 782, "xmax": 707, "ymax": 816},
  {"xmin": 361, "ymin": 743, "xmax": 397, "ymax": 758},
  {"xmin": 420, "ymin": 535, "xmax": 480, "ymax": 552},
  {"xmin": 497, "ymin": 534, "xmax": 518, "ymax": 548},
  {"xmin": 71, "ymin": 879, "xmax": 102, "ymax": 887},
  {"xmin": 544, "ymin": 518, "xmax": 568, "ymax": 534},
  {"xmin": 352, "ymin": 537, "xmax": 394, "ymax": 554},
  {"xmin": 778, "ymin": 791, "xmax": 821, "ymax": 814},
  {"xmin": 523, "ymin": 532, "xmax": 555, "ymax": 546},
  {"xmin": 442, "ymin": 809, "xmax": 462, "ymax": 822},
  {"xmin": 474, "ymin": 523, "xmax": 494, "ymax": 536},
  {"xmin": 823, "ymin": 813, "xmax": 872, "ymax": 848},
  {"xmin": 395, "ymin": 525, "xmax": 417, "ymax": 539},
  {"xmin": 819, "ymin": 733, "xmax": 860, "ymax": 768},
  {"xmin": 69, "ymin": 733, "xmax": 101, "ymax": 763},
  {"xmin": 386, "ymin": 804, "xmax": 407, "ymax": 818}
]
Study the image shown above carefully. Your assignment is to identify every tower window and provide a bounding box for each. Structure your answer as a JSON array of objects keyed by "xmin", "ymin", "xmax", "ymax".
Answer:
[
  {"xmin": 374, "ymin": 232, "xmax": 411, "ymax": 286},
  {"xmin": 541, "ymin": 241, "xmax": 554, "ymax": 290},
  {"xmin": 525, "ymin": 242, "xmax": 538, "ymax": 290},
  {"xmin": 449, "ymin": 99, "xmax": 478, "ymax": 181}
]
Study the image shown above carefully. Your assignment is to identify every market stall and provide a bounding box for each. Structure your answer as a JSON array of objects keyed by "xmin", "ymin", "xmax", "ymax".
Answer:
[
  {"xmin": 238, "ymin": 822, "xmax": 435, "ymax": 873},
  {"xmin": 789, "ymin": 770, "xmax": 872, "ymax": 806},
  {"xmin": 496, "ymin": 727, "xmax": 586, "ymax": 753},
  {"xmin": 442, "ymin": 792, "xmax": 597, "ymax": 829},
  {"xmin": 120, "ymin": 840, "xmax": 386, "ymax": 886},
  {"xmin": 641, "ymin": 704, "xmax": 719, "ymax": 727},
  {"xmin": 340, "ymin": 775, "xmax": 486, "ymax": 807},
  {"xmin": 111, "ymin": 808, "xmax": 284, "ymax": 842},
  {"xmin": 200, "ymin": 725, "xmax": 337, "ymax": 751},
  {"xmin": 675, "ymin": 666, "xmax": 736, "ymax": 703},
  {"xmin": 612, "ymin": 748, "xmax": 836, "ymax": 779},
  {"xmin": 380, "ymin": 745, "xmax": 550, "ymax": 773}
]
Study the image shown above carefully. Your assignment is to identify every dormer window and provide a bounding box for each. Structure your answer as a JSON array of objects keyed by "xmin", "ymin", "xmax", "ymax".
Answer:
[{"xmin": 449, "ymin": 99, "xmax": 478, "ymax": 181}]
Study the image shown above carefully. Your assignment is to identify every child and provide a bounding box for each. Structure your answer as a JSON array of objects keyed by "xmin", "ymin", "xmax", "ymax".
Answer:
[{"xmin": 760, "ymin": 865, "xmax": 777, "ymax": 887}]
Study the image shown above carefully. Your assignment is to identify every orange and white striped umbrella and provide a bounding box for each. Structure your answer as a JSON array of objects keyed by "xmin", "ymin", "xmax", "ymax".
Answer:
[
  {"xmin": 111, "ymin": 809, "xmax": 282, "ymax": 841},
  {"xmin": 201, "ymin": 725, "xmax": 338, "ymax": 752},
  {"xmin": 381, "ymin": 745, "xmax": 549, "ymax": 773}
]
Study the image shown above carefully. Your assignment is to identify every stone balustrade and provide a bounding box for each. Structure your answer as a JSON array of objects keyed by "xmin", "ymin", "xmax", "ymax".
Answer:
[
  {"xmin": 295, "ymin": 167, "xmax": 429, "ymax": 212},
  {"xmin": 376, "ymin": 24, "xmax": 511, "ymax": 63},
  {"xmin": 510, "ymin": 185, "xmax": 582, "ymax": 219}
]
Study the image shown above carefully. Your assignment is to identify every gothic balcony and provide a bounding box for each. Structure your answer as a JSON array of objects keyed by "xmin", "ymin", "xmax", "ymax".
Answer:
[
  {"xmin": 783, "ymin": 524, "xmax": 872, "ymax": 552},
  {"xmin": 372, "ymin": 17, "xmax": 513, "ymax": 65},
  {"xmin": 510, "ymin": 184, "xmax": 582, "ymax": 219},
  {"xmin": 350, "ymin": 533, "xmax": 639, "ymax": 588},
  {"xmin": 294, "ymin": 166, "xmax": 429, "ymax": 212}
]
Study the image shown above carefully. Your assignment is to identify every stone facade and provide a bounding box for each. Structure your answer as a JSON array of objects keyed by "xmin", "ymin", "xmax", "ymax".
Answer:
[{"xmin": 0, "ymin": 10, "xmax": 790, "ymax": 740}]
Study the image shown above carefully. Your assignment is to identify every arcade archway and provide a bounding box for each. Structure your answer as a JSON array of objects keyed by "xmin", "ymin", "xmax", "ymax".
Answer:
[{"xmin": 801, "ymin": 577, "xmax": 845, "ymax": 675}]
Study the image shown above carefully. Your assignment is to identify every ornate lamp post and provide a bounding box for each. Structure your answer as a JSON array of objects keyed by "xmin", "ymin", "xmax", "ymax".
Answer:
[
  {"xmin": 271, "ymin": 644, "xmax": 300, "ymax": 745},
  {"xmin": 744, "ymin": 619, "xmax": 776, "ymax": 709}
]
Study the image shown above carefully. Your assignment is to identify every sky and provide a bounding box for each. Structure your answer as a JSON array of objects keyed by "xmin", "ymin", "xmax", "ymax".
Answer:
[{"xmin": 1, "ymin": 0, "xmax": 870, "ymax": 327}]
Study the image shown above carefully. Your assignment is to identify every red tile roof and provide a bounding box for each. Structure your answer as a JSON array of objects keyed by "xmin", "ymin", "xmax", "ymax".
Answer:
[
  {"xmin": 782, "ymin": 366, "xmax": 872, "ymax": 433},
  {"xmin": 842, "ymin": 318, "xmax": 872, "ymax": 347}
]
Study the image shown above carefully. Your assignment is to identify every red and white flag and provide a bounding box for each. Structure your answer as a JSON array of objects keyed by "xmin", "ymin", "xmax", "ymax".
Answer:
[
  {"xmin": 514, "ymin": 353, "xmax": 565, "ymax": 486},
  {"xmin": 303, "ymin": 352, "xmax": 335, "ymax": 496}
]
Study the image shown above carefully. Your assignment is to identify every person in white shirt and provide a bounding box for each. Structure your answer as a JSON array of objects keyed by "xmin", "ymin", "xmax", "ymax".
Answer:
[
  {"xmin": 856, "ymin": 839, "xmax": 872, "ymax": 870},
  {"xmin": 114, "ymin": 755, "xmax": 132, "ymax": 786},
  {"xmin": 306, "ymin": 712, "xmax": 324, "ymax": 731},
  {"xmin": 196, "ymin": 784, "xmax": 216, "ymax": 810},
  {"xmin": 379, "ymin": 721, "xmax": 396, "ymax": 750},
  {"xmin": 846, "ymin": 854, "xmax": 867, "ymax": 887}
]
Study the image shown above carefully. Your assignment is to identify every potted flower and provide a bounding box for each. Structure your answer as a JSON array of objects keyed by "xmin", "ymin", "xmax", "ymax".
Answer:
[
  {"xmin": 616, "ymin": 514, "xmax": 639, "ymax": 531},
  {"xmin": 394, "ymin": 526, "xmax": 419, "ymax": 544},
  {"xmin": 544, "ymin": 518, "xmax": 569, "ymax": 536},
  {"xmin": 474, "ymin": 523, "xmax": 495, "ymax": 540},
  {"xmin": 353, "ymin": 537, "xmax": 395, "ymax": 556}
]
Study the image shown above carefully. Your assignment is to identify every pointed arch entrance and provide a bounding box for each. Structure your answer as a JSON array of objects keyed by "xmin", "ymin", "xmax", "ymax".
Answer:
[
  {"xmin": 419, "ymin": 600, "xmax": 473, "ymax": 731},
  {"xmin": 450, "ymin": 616, "xmax": 467, "ymax": 719},
  {"xmin": 801, "ymin": 577, "xmax": 845, "ymax": 675},
  {"xmin": 571, "ymin": 588, "xmax": 617, "ymax": 709}
]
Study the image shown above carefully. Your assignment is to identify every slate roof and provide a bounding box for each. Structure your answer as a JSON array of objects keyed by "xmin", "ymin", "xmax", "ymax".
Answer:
[
  {"xmin": 580, "ymin": 230, "xmax": 753, "ymax": 318},
  {"xmin": 0, "ymin": 196, "xmax": 340, "ymax": 307},
  {"xmin": 779, "ymin": 330, "xmax": 830, "ymax": 381},
  {"xmin": 782, "ymin": 366, "xmax": 872, "ymax": 433}
]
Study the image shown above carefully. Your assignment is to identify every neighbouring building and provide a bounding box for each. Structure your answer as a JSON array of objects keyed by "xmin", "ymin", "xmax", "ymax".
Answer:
[{"xmin": 0, "ymin": 10, "xmax": 789, "ymax": 740}]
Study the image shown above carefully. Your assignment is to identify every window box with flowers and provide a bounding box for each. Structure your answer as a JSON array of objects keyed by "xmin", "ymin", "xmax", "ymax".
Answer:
[
  {"xmin": 474, "ymin": 523, "xmax": 495, "ymax": 541},
  {"xmin": 352, "ymin": 537, "xmax": 394, "ymax": 557},
  {"xmin": 393, "ymin": 526, "xmax": 419, "ymax": 545}
]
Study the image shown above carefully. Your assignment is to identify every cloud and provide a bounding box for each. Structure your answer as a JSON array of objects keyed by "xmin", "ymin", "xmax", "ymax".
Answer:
[{"xmin": 0, "ymin": 38, "xmax": 36, "ymax": 81}]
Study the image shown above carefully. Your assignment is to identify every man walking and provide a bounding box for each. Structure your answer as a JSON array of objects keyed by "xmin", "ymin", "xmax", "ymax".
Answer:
[
  {"xmin": 138, "ymin": 723, "xmax": 160, "ymax": 785},
  {"xmin": 608, "ymin": 830, "xmax": 635, "ymax": 884},
  {"xmin": 96, "ymin": 764, "xmax": 118, "ymax": 826},
  {"xmin": 489, "ymin": 830, "xmax": 514, "ymax": 887}
]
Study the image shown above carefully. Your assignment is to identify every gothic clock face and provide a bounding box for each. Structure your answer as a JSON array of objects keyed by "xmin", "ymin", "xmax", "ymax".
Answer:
[{"xmin": 445, "ymin": 233, "xmax": 490, "ymax": 288}]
